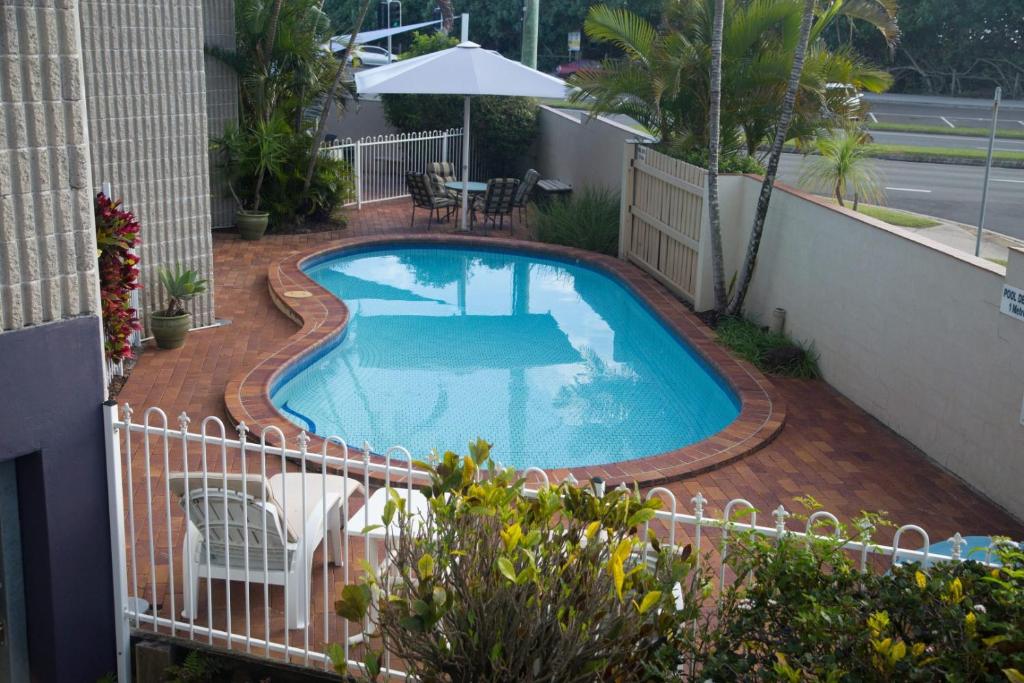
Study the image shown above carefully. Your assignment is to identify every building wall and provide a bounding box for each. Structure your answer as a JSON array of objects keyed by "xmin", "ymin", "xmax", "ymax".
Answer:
[
  {"xmin": 535, "ymin": 106, "xmax": 653, "ymax": 193},
  {"xmin": 203, "ymin": 0, "xmax": 237, "ymax": 230},
  {"xmin": 78, "ymin": 0, "xmax": 215, "ymax": 328},
  {"xmin": 0, "ymin": 2, "xmax": 115, "ymax": 680},
  {"xmin": 1, "ymin": 0, "xmax": 99, "ymax": 330},
  {"xmin": 698, "ymin": 175, "xmax": 1024, "ymax": 520}
]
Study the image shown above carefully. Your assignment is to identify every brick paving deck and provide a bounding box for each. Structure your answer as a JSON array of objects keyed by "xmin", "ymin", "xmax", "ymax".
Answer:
[{"xmin": 116, "ymin": 199, "xmax": 1023, "ymax": 666}]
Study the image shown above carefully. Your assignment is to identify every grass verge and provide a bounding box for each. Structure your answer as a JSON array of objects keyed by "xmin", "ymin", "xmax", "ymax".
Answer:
[
  {"xmin": 856, "ymin": 204, "xmax": 940, "ymax": 228},
  {"xmin": 715, "ymin": 316, "xmax": 821, "ymax": 379},
  {"xmin": 867, "ymin": 121, "xmax": 1024, "ymax": 140},
  {"xmin": 785, "ymin": 143, "xmax": 1024, "ymax": 168}
]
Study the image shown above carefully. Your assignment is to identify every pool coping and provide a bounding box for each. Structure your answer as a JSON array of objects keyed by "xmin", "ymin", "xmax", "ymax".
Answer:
[{"xmin": 224, "ymin": 234, "xmax": 786, "ymax": 487}]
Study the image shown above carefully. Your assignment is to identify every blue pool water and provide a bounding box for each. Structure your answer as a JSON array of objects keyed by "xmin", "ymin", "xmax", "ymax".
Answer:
[{"xmin": 271, "ymin": 246, "xmax": 740, "ymax": 468}]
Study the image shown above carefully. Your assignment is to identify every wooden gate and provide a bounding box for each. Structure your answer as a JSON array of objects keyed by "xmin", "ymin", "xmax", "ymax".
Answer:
[{"xmin": 619, "ymin": 143, "xmax": 706, "ymax": 301}]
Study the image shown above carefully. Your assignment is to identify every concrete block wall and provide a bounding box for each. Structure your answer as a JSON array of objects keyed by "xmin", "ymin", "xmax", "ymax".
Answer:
[
  {"xmin": 0, "ymin": 0, "xmax": 99, "ymax": 330},
  {"xmin": 203, "ymin": 0, "xmax": 237, "ymax": 229},
  {"xmin": 78, "ymin": 0, "xmax": 215, "ymax": 328},
  {"xmin": 702, "ymin": 175, "xmax": 1024, "ymax": 520}
]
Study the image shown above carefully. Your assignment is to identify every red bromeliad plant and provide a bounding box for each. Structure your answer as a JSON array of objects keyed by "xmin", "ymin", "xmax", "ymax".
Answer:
[{"xmin": 95, "ymin": 192, "xmax": 141, "ymax": 363}]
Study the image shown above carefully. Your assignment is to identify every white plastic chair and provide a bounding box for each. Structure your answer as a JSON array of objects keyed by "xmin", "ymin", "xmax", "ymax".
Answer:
[{"xmin": 170, "ymin": 472, "xmax": 362, "ymax": 630}]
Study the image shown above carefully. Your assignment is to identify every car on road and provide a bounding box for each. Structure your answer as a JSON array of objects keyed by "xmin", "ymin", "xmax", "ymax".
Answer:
[
  {"xmin": 554, "ymin": 59, "xmax": 601, "ymax": 77},
  {"xmin": 348, "ymin": 45, "xmax": 399, "ymax": 68}
]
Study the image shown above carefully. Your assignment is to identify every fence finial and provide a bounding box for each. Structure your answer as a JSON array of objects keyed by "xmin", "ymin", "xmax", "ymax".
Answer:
[
  {"xmin": 691, "ymin": 492, "xmax": 706, "ymax": 517},
  {"xmin": 949, "ymin": 532, "xmax": 966, "ymax": 561},
  {"xmin": 773, "ymin": 505, "xmax": 790, "ymax": 536},
  {"xmin": 236, "ymin": 421, "xmax": 248, "ymax": 438},
  {"xmin": 123, "ymin": 403, "xmax": 134, "ymax": 421},
  {"xmin": 177, "ymin": 411, "xmax": 190, "ymax": 430},
  {"xmin": 296, "ymin": 431, "xmax": 310, "ymax": 451}
]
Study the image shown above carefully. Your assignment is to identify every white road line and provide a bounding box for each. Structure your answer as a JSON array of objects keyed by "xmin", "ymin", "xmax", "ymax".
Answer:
[
  {"xmin": 1018, "ymin": 120, "xmax": 1024, "ymax": 127},
  {"xmin": 940, "ymin": 116, "xmax": 955, "ymax": 128},
  {"xmin": 993, "ymin": 178, "xmax": 1024, "ymax": 184},
  {"xmin": 869, "ymin": 112, "xmax": 878, "ymax": 123},
  {"xmin": 885, "ymin": 186, "xmax": 932, "ymax": 193}
]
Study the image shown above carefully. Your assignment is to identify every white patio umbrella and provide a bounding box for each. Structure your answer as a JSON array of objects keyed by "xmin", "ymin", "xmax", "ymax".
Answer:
[{"xmin": 355, "ymin": 38, "xmax": 568, "ymax": 231}]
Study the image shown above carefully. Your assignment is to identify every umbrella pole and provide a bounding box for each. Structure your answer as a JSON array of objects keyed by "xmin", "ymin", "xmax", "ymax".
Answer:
[{"xmin": 460, "ymin": 95, "xmax": 471, "ymax": 232}]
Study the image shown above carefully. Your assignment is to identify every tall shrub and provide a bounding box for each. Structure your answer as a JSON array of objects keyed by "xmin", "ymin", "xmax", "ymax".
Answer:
[{"xmin": 95, "ymin": 193, "xmax": 142, "ymax": 363}]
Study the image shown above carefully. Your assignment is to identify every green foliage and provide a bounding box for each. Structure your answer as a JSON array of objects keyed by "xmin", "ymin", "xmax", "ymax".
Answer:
[
  {"xmin": 323, "ymin": 0, "xmax": 665, "ymax": 72},
  {"xmin": 856, "ymin": 204, "xmax": 938, "ymax": 228},
  {"xmin": 535, "ymin": 187, "xmax": 621, "ymax": 256},
  {"xmin": 208, "ymin": 0, "xmax": 356, "ymax": 225},
  {"xmin": 845, "ymin": 0, "xmax": 1024, "ymax": 97},
  {"xmin": 164, "ymin": 650, "xmax": 222, "ymax": 683},
  {"xmin": 867, "ymin": 122, "xmax": 1024, "ymax": 141},
  {"xmin": 336, "ymin": 439, "xmax": 705, "ymax": 682},
  {"xmin": 676, "ymin": 522, "xmax": 1024, "ymax": 682},
  {"xmin": 157, "ymin": 265, "xmax": 208, "ymax": 317},
  {"xmin": 379, "ymin": 32, "xmax": 538, "ymax": 178},
  {"xmin": 665, "ymin": 146, "xmax": 767, "ymax": 175},
  {"xmin": 572, "ymin": 0, "xmax": 894, "ymax": 157},
  {"xmin": 716, "ymin": 316, "xmax": 821, "ymax": 379},
  {"xmin": 798, "ymin": 126, "xmax": 884, "ymax": 206}
]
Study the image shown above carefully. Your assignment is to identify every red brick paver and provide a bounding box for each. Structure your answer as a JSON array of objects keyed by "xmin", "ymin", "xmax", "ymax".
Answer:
[{"xmin": 116, "ymin": 199, "xmax": 1022, "ymax": 665}]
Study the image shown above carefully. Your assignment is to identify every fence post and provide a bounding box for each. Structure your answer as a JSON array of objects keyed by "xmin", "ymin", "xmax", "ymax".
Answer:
[
  {"xmin": 103, "ymin": 400, "xmax": 132, "ymax": 682},
  {"xmin": 442, "ymin": 130, "xmax": 449, "ymax": 163},
  {"xmin": 355, "ymin": 140, "xmax": 363, "ymax": 209},
  {"xmin": 618, "ymin": 140, "xmax": 639, "ymax": 260}
]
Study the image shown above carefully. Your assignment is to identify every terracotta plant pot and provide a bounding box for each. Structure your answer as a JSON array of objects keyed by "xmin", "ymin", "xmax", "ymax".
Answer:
[
  {"xmin": 150, "ymin": 312, "xmax": 192, "ymax": 350},
  {"xmin": 236, "ymin": 210, "xmax": 269, "ymax": 241}
]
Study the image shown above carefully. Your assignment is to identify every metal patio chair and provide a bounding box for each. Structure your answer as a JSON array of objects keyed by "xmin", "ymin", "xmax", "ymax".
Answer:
[
  {"xmin": 406, "ymin": 171, "xmax": 456, "ymax": 229},
  {"xmin": 473, "ymin": 177, "xmax": 520, "ymax": 230},
  {"xmin": 512, "ymin": 168, "xmax": 541, "ymax": 227}
]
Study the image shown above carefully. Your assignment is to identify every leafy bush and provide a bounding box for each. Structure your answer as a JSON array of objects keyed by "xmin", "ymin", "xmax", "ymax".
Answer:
[
  {"xmin": 535, "ymin": 187, "xmax": 621, "ymax": 256},
  {"xmin": 333, "ymin": 440, "xmax": 704, "ymax": 681},
  {"xmin": 380, "ymin": 33, "xmax": 538, "ymax": 178},
  {"xmin": 673, "ymin": 519, "xmax": 1024, "ymax": 682},
  {"xmin": 663, "ymin": 145, "xmax": 767, "ymax": 175},
  {"xmin": 95, "ymin": 193, "xmax": 141, "ymax": 362},
  {"xmin": 716, "ymin": 316, "xmax": 821, "ymax": 379}
]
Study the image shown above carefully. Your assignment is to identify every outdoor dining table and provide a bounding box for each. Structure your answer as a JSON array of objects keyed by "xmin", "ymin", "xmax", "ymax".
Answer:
[{"xmin": 445, "ymin": 180, "xmax": 487, "ymax": 194}]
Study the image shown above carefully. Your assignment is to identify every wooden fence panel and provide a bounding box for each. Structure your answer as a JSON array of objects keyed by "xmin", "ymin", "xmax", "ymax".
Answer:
[{"xmin": 619, "ymin": 144, "xmax": 707, "ymax": 301}]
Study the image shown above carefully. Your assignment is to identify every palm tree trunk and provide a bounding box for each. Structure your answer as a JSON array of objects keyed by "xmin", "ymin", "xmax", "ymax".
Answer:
[
  {"xmin": 725, "ymin": 0, "xmax": 817, "ymax": 317},
  {"xmin": 707, "ymin": 0, "xmax": 728, "ymax": 313},
  {"xmin": 437, "ymin": 0, "xmax": 454, "ymax": 34},
  {"xmin": 300, "ymin": 0, "xmax": 374, "ymax": 199}
]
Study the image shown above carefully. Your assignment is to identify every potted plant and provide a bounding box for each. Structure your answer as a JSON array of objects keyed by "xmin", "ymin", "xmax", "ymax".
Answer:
[
  {"xmin": 211, "ymin": 116, "xmax": 288, "ymax": 240},
  {"xmin": 150, "ymin": 265, "xmax": 208, "ymax": 349}
]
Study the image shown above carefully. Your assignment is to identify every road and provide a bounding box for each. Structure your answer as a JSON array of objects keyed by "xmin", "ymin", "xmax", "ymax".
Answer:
[
  {"xmin": 777, "ymin": 153, "xmax": 1024, "ymax": 240},
  {"xmin": 868, "ymin": 129, "xmax": 1024, "ymax": 153},
  {"xmin": 865, "ymin": 93, "xmax": 1024, "ymax": 133}
]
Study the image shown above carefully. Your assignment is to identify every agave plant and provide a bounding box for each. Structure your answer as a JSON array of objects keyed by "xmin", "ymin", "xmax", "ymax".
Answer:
[{"xmin": 157, "ymin": 266, "xmax": 208, "ymax": 317}]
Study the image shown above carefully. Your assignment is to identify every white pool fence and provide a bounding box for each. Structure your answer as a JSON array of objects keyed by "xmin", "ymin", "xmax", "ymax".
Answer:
[
  {"xmin": 321, "ymin": 128, "xmax": 487, "ymax": 209},
  {"xmin": 103, "ymin": 403, "xmax": 1011, "ymax": 681}
]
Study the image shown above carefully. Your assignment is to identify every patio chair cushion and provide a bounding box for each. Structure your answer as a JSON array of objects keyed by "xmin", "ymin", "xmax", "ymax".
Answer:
[
  {"xmin": 513, "ymin": 169, "xmax": 541, "ymax": 208},
  {"xmin": 428, "ymin": 162, "xmax": 459, "ymax": 198},
  {"xmin": 407, "ymin": 172, "xmax": 455, "ymax": 209}
]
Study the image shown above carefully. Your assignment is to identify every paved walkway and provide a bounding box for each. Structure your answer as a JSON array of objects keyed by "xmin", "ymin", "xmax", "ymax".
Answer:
[
  {"xmin": 114, "ymin": 198, "xmax": 1022, "ymax": 663},
  {"xmin": 119, "ymin": 199, "xmax": 1022, "ymax": 537}
]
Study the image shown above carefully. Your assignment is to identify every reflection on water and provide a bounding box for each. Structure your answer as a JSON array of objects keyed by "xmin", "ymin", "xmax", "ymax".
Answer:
[{"xmin": 272, "ymin": 247, "xmax": 739, "ymax": 468}]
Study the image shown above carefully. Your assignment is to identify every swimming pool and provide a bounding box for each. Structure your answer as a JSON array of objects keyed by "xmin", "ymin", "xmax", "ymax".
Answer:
[{"xmin": 270, "ymin": 245, "xmax": 740, "ymax": 469}]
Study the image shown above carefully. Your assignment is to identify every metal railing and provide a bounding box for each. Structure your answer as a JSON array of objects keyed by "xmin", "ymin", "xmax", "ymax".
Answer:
[
  {"xmin": 321, "ymin": 128, "xmax": 487, "ymax": 209},
  {"xmin": 104, "ymin": 402, "xmax": 1010, "ymax": 680}
]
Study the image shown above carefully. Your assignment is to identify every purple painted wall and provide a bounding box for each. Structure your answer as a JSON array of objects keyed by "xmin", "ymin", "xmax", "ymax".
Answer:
[{"xmin": 0, "ymin": 316, "xmax": 115, "ymax": 682}]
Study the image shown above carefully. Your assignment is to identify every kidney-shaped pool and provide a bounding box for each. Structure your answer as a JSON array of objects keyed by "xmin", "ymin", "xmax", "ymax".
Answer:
[{"xmin": 270, "ymin": 245, "xmax": 740, "ymax": 469}]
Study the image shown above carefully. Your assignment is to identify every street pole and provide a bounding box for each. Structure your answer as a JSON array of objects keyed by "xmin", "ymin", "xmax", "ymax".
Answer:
[
  {"xmin": 975, "ymin": 86, "xmax": 1001, "ymax": 257},
  {"xmin": 521, "ymin": 0, "xmax": 539, "ymax": 68},
  {"xmin": 386, "ymin": 2, "xmax": 391, "ymax": 58}
]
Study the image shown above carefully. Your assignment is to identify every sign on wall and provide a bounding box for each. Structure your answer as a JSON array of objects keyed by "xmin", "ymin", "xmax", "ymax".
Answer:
[{"xmin": 1001, "ymin": 284, "xmax": 1024, "ymax": 322}]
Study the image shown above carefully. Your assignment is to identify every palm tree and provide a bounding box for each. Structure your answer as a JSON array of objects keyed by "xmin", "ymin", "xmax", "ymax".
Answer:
[
  {"xmin": 726, "ymin": 0, "xmax": 818, "ymax": 316},
  {"xmin": 571, "ymin": 0, "xmax": 896, "ymax": 157},
  {"xmin": 707, "ymin": 0, "xmax": 729, "ymax": 313},
  {"xmin": 797, "ymin": 127, "xmax": 884, "ymax": 207}
]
